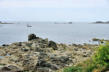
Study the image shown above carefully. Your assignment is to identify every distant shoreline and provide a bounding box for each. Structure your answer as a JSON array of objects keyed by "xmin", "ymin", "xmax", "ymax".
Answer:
[
  {"xmin": 92, "ymin": 21, "xmax": 109, "ymax": 24},
  {"xmin": 0, "ymin": 22, "xmax": 14, "ymax": 24}
]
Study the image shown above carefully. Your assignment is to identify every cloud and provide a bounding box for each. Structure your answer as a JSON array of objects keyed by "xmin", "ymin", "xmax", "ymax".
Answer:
[{"xmin": 0, "ymin": 0, "xmax": 108, "ymax": 8}]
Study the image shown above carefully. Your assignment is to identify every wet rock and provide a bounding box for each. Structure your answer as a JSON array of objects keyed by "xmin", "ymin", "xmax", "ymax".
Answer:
[{"xmin": 48, "ymin": 41, "xmax": 58, "ymax": 50}]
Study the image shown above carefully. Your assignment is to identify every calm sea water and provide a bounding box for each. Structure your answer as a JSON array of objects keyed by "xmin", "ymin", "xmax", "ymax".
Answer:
[{"xmin": 0, "ymin": 22, "xmax": 109, "ymax": 45}]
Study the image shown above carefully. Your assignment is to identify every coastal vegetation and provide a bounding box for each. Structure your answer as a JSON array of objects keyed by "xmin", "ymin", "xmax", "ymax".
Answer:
[{"xmin": 63, "ymin": 42, "xmax": 109, "ymax": 72}]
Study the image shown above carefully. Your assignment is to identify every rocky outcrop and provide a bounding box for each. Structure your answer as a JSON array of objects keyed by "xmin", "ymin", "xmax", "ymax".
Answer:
[
  {"xmin": 28, "ymin": 34, "xmax": 39, "ymax": 41},
  {"xmin": 0, "ymin": 34, "xmax": 98, "ymax": 72},
  {"xmin": 48, "ymin": 41, "xmax": 58, "ymax": 50}
]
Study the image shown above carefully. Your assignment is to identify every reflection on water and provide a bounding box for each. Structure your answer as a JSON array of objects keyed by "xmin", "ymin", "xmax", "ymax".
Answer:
[{"xmin": 0, "ymin": 22, "xmax": 109, "ymax": 45}]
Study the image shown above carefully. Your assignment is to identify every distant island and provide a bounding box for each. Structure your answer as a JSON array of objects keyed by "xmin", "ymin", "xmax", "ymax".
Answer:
[
  {"xmin": 54, "ymin": 22, "xmax": 73, "ymax": 24},
  {"xmin": 93, "ymin": 21, "xmax": 109, "ymax": 24},
  {"xmin": 0, "ymin": 21, "xmax": 13, "ymax": 24}
]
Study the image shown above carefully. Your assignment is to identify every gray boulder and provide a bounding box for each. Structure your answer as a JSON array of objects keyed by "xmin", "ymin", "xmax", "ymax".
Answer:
[
  {"xmin": 48, "ymin": 41, "xmax": 58, "ymax": 50},
  {"xmin": 28, "ymin": 34, "xmax": 39, "ymax": 41}
]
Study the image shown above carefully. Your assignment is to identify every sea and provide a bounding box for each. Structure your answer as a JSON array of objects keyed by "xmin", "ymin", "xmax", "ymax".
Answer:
[{"xmin": 0, "ymin": 22, "xmax": 109, "ymax": 45}]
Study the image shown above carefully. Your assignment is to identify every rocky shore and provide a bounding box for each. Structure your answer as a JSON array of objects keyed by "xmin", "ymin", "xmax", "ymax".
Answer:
[{"xmin": 0, "ymin": 34, "xmax": 98, "ymax": 72}]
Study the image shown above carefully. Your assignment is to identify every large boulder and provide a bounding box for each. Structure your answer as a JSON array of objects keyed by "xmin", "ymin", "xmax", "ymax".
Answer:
[
  {"xmin": 48, "ymin": 41, "xmax": 58, "ymax": 50},
  {"xmin": 28, "ymin": 34, "xmax": 39, "ymax": 41}
]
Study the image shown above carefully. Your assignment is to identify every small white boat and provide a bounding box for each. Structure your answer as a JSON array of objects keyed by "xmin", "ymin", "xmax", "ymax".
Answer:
[{"xmin": 27, "ymin": 24, "xmax": 32, "ymax": 27}]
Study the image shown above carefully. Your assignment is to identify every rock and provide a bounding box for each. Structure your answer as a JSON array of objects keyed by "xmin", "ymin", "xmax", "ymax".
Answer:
[
  {"xmin": 38, "ymin": 52, "xmax": 49, "ymax": 60},
  {"xmin": 36, "ymin": 67, "xmax": 51, "ymax": 72},
  {"xmin": 2, "ymin": 44, "xmax": 9, "ymax": 47},
  {"xmin": 74, "ymin": 48, "xmax": 78, "ymax": 51},
  {"xmin": 22, "ymin": 54, "xmax": 38, "ymax": 70},
  {"xmin": 16, "ymin": 42, "xmax": 22, "ymax": 46},
  {"xmin": 21, "ymin": 47, "xmax": 29, "ymax": 52},
  {"xmin": 35, "ymin": 60, "xmax": 58, "ymax": 71},
  {"xmin": 0, "ymin": 65, "xmax": 22, "ymax": 72},
  {"xmin": 92, "ymin": 38, "xmax": 100, "ymax": 41},
  {"xmin": 50, "ymin": 56, "xmax": 72, "ymax": 67},
  {"xmin": 72, "ymin": 44, "xmax": 78, "ymax": 47},
  {"xmin": 0, "ymin": 50, "xmax": 6, "ymax": 56},
  {"xmin": 40, "ymin": 39, "xmax": 49, "ymax": 44},
  {"xmin": 12, "ymin": 42, "xmax": 22, "ymax": 46},
  {"xmin": 28, "ymin": 34, "xmax": 39, "ymax": 41},
  {"xmin": 39, "ymin": 43, "xmax": 48, "ymax": 48},
  {"xmin": 48, "ymin": 41, "xmax": 58, "ymax": 50},
  {"xmin": 9, "ymin": 55, "xmax": 19, "ymax": 62},
  {"xmin": 7, "ymin": 65, "xmax": 21, "ymax": 71},
  {"xmin": 35, "ymin": 47, "xmax": 44, "ymax": 52}
]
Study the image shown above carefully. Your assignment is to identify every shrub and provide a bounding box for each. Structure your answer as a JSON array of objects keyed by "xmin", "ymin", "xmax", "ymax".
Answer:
[
  {"xmin": 84, "ymin": 42, "xmax": 109, "ymax": 72},
  {"xmin": 92, "ymin": 42, "xmax": 109, "ymax": 71},
  {"xmin": 63, "ymin": 66, "xmax": 82, "ymax": 72},
  {"xmin": 63, "ymin": 42, "xmax": 109, "ymax": 72}
]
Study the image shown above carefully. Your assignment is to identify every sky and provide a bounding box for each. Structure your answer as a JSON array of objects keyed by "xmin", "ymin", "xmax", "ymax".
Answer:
[{"xmin": 0, "ymin": 0, "xmax": 109, "ymax": 22}]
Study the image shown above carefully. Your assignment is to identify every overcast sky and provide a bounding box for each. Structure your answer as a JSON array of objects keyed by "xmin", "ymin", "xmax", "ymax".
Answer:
[{"xmin": 0, "ymin": 0, "xmax": 109, "ymax": 22}]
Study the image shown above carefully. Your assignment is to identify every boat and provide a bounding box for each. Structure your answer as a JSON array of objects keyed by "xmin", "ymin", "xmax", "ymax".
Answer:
[{"xmin": 27, "ymin": 24, "xmax": 32, "ymax": 27}]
